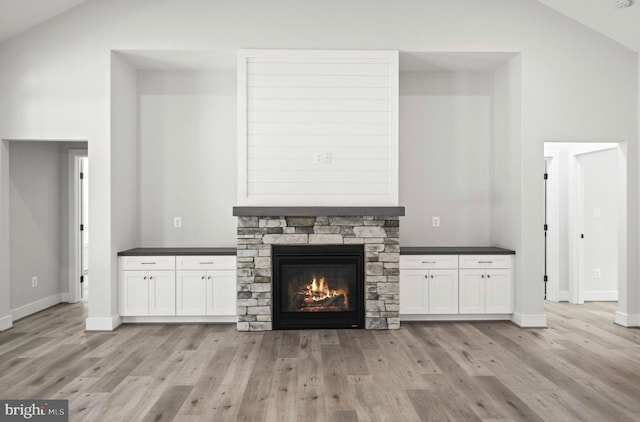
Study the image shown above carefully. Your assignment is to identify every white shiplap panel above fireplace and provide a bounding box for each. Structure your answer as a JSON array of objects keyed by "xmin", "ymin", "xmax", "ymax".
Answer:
[{"xmin": 237, "ymin": 49, "xmax": 399, "ymax": 206}]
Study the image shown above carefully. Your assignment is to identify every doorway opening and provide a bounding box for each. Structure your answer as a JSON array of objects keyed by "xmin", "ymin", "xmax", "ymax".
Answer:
[{"xmin": 543, "ymin": 142, "xmax": 624, "ymax": 307}]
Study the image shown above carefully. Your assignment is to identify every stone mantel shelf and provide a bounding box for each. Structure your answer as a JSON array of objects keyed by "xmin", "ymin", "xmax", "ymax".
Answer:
[{"xmin": 233, "ymin": 206, "xmax": 405, "ymax": 217}]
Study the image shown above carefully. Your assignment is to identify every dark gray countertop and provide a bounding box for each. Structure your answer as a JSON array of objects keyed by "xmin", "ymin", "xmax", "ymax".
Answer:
[
  {"xmin": 119, "ymin": 246, "xmax": 515, "ymax": 256},
  {"xmin": 400, "ymin": 247, "xmax": 515, "ymax": 255},
  {"xmin": 118, "ymin": 247, "xmax": 237, "ymax": 256}
]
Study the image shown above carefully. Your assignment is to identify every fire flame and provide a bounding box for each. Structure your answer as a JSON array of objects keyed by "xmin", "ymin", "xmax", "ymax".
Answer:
[{"xmin": 305, "ymin": 276, "xmax": 348, "ymax": 307}]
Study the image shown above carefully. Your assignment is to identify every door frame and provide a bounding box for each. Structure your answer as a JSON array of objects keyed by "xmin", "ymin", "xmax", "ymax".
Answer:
[
  {"xmin": 544, "ymin": 141, "xmax": 623, "ymax": 306},
  {"xmin": 543, "ymin": 153, "xmax": 560, "ymax": 302},
  {"xmin": 67, "ymin": 149, "xmax": 88, "ymax": 303}
]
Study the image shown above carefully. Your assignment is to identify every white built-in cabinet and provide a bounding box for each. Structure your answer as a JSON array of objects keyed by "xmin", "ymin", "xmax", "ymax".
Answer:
[
  {"xmin": 176, "ymin": 256, "xmax": 236, "ymax": 316},
  {"xmin": 459, "ymin": 256, "xmax": 512, "ymax": 314},
  {"xmin": 119, "ymin": 254, "xmax": 236, "ymax": 322},
  {"xmin": 399, "ymin": 256, "xmax": 458, "ymax": 314},
  {"xmin": 400, "ymin": 254, "xmax": 513, "ymax": 319}
]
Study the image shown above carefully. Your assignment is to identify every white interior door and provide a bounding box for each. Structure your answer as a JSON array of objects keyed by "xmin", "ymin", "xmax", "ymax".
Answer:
[{"xmin": 577, "ymin": 149, "xmax": 619, "ymax": 302}]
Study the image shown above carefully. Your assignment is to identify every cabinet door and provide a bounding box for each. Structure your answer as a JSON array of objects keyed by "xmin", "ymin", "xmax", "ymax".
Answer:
[
  {"xmin": 400, "ymin": 270, "xmax": 429, "ymax": 314},
  {"xmin": 428, "ymin": 269, "xmax": 458, "ymax": 314},
  {"xmin": 206, "ymin": 271, "xmax": 236, "ymax": 316},
  {"xmin": 459, "ymin": 269, "xmax": 485, "ymax": 314},
  {"xmin": 149, "ymin": 271, "xmax": 176, "ymax": 316},
  {"xmin": 485, "ymin": 269, "xmax": 512, "ymax": 314},
  {"xmin": 121, "ymin": 271, "xmax": 149, "ymax": 316},
  {"xmin": 176, "ymin": 271, "xmax": 207, "ymax": 315}
]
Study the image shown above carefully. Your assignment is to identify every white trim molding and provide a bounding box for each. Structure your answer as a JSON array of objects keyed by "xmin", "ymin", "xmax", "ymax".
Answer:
[
  {"xmin": 121, "ymin": 315, "xmax": 236, "ymax": 324},
  {"xmin": 558, "ymin": 291, "xmax": 570, "ymax": 302},
  {"xmin": 10, "ymin": 294, "xmax": 61, "ymax": 321},
  {"xmin": 0, "ymin": 314, "xmax": 12, "ymax": 331},
  {"xmin": 401, "ymin": 314, "xmax": 511, "ymax": 322},
  {"xmin": 511, "ymin": 312, "xmax": 548, "ymax": 327},
  {"xmin": 583, "ymin": 290, "xmax": 618, "ymax": 301},
  {"xmin": 615, "ymin": 311, "xmax": 640, "ymax": 327},
  {"xmin": 85, "ymin": 315, "xmax": 122, "ymax": 331}
]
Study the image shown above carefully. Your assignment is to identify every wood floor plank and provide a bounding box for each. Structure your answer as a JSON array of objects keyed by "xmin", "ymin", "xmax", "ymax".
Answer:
[
  {"xmin": 234, "ymin": 332, "xmax": 281, "ymax": 421},
  {"xmin": 294, "ymin": 331, "xmax": 327, "ymax": 422},
  {"xmin": 142, "ymin": 385, "xmax": 194, "ymax": 422},
  {"xmin": 2, "ymin": 301, "xmax": 640, "ymax": 421}
]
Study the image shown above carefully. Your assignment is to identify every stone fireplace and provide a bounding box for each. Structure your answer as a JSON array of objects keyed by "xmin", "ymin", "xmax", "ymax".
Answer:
[{"xmin": 233, "ymin": 207, "xmax": 405, "ymax": 331}]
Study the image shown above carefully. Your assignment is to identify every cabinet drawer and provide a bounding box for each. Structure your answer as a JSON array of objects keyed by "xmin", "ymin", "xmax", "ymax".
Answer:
[
  {"xmin": 120, "ymin": 256, "xmax": 175, "ymax": 270},
  {"xmin": 459, "ymin": 255, "xmax": 511, "ymax": 269},
  {"xmin": 400, "ymin": 255, "xmax": 458, "ymax": 269},
  {"xmin": 176, "ymin": 255, "xmax": 236, "ymax": 270}
]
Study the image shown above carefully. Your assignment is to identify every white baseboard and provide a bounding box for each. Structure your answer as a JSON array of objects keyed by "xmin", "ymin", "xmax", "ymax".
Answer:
[
  {"xmin": 0, "ymin": 314, "xmax": 12, "ymax": 331},
  {"xmin": 61, "ymin": 293, "xmax": 71, "ymax": 302},
  {"xmin": 121, "ymin": 315, "xmax": 236, "ymax": 324},
  {"xmin": 614, "ymin": 311, "xmax": 640, "ymax": 327},
  {"xmin": 10, "ymin": 294, "xmax": 61, "ymax": 321},
  {"xmin": 558, "ymin": 291, "xmax": 570, "ymax": 302},
  {"xmin": 400, "ymin": 314, "xmax": 510, "ymax": 322},
  {"xmin": 85, "ymin": 314, "xmax": 122, "ymax": 331},
  {"xmin": 511, "ymin": 312, "xmax": 548, "ymax": 327},
  {"xmin": 583, "ymin": 290, "xmax": 618, "ymax": 301}
]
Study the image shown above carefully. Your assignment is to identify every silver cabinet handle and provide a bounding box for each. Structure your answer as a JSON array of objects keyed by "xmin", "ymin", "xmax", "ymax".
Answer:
[
  {"xmin": 478, "ymin": 261, "xmax": 493, "ymax": 264},
  {"xmin": 199, "ymin": 261, "xmax": 214, "ymax": 265},
  {"xmin": 208, "ymin": 276, "xmax": 212, "ymax": 280},
  {"xmin": 481, "ymin": 274, "xmax": 485, "ymax": 278},
  {"xmin": 143, "ymin": 276, "xmax": 147, "ymax": 280},
  {"xmin": 141, "ymin": 262, "xmax": 156, "ymax": 265},
  {"xmin": 422, "ymin": 261, "xmax": 436, "ymax": 264},
  {"xmin": 201, "ymin": 276, "xmax": 205, "ymax": 280},
  {"xmin": 487, "ymin": 274, "xmax": 491, "ymax": 278}
]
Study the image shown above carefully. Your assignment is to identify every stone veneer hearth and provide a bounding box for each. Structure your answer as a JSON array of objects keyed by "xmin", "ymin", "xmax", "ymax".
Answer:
[{"xmin": 233, "ymin": 207, "xmax": 404, "ymax": 331}]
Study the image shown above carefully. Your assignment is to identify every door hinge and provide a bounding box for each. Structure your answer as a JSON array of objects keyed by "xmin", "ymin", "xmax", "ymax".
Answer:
[
  {"xmin": 80, "ymin": 172, "xmax": 84, "ymax": 180},
  {"xmin": 580, "ymin": 233, "xmax": 584, "ymax": 239},
  {"xmin": 543, "ymin": 275, "xmax": 548, "ymax": 282},
  {"xmin": 544, "ymin": 173, "xmax": 548, "ymax": 180},
  {"xmin": 544, "ymin": 224, "xmax": 548, "ymax": 231},
  {"xmin": 80, "ymin": 275, "xmax": 84, "ymax": 284},
  {"xmin": 80, "ymin": 224, "xmax": 84, "ymax": 231}
]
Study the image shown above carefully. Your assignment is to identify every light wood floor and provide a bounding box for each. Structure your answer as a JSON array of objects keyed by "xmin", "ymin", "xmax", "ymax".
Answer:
[{"xmin": 1, "ymin": 302, "xmax": 639, "ymax": 421}]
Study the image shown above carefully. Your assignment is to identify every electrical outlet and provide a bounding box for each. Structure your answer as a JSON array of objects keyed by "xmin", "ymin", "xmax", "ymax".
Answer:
[
  {"xmin": 173, "ymin": 217, "xmax": 182, "ymax": 228},
  {"xmin": 594, "ymin": 269, "xmax": 601, "ymax": 279},
  {"xmin": 31, "ymin": 276, "xmax": 38, "ymax": 287},
  {"xmin": 432, "ymin": 216, "xmax": 440, "ymax": 227},
  {"xmin": 313, "ymin": 152, "xmax": 332, "ymax": 164}
]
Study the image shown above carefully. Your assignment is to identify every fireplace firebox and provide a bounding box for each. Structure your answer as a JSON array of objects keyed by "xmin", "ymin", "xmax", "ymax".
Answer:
[{"xmin": 272, "ymin": 245, "xmax": 365, "ymax": 329}]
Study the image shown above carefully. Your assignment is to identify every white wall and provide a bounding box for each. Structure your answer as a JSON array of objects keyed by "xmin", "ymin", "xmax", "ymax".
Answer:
[
  {"xmin": 0, "ymin": 141, "xmax": 11, "ymax": 330},
  {"xmin": 100, "ymin": 52, "xmax": 140, "ymax": 329},
  {"xmin": 492, "ymin": 56, "xmax": 527, "ymax": 321},
  {"xmin": 9, "ymin": 142, "xmax": 62, "ymax": 311},
  {"xmin": 138, "ymin": 70, "xmax": 236, "ymax": 247},
  {"xmin": 0, "ymin": 0, "xmax": 637, "ymax": 329},
  {"xmin": 238, "ymin": 50, "xmax": 398, "ymax": 206},
  {"xmin": 400, "ymin": 72, "xmax": 493, "ymax": 246}
]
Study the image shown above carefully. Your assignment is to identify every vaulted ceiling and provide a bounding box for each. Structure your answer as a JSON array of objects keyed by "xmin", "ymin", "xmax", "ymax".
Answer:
[{"xmin": 0, "ymin": 0, "xmax": 638, "ymax": 53}]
